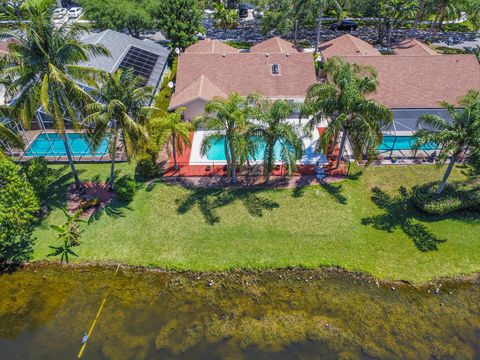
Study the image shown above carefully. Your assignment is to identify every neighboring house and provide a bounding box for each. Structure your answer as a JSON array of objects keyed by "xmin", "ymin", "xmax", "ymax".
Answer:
[
  {"xmin": 169, "ymin": 37, "xmax": 317, "ymax": 120},
  {"xmin": 81, "ymin": 29, "xmax": 169, "ymax": 96},
  {"xmin": 36, "ymin": 29, "xmax": 170, "ymax": 129},
  {"xmin": 318, "ymin": 34, "xmax": 480, "ymax": 156},
  {"xmin": 4, "ymin": 30, "xmax": 169, "ymax": 161}
]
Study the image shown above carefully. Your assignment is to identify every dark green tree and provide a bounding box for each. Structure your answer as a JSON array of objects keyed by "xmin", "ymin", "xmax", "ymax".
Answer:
[
  {"xmin": 80, "ymin": 0, "xmax": 155, "ymax": 38},
  {"xmin": 154, "ymin": 0, "xmax": 205, "ymax": 50},
  {"xmin": 0, "ymin": 158, "xmax": 39, "ymax": 267}
]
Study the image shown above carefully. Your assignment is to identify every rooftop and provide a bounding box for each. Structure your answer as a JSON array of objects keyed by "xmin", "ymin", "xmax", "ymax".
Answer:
[
  {"xmin": 319, "ymin": 34, "xmax": 380, "ymax": 59},
  {"xmin": 170, "ymin": 38, "xmax": 316, "ymax": 109},
  {"xmin": 318, "ymin": 35, "xmax": 480, "ymax": 109},
  {"xmin": 343, "ymin": 54, "xmax": 480, "ymax": 108},
  {"xmin": 392, "ymin": 39, "xmax": 439, "ymax": 56},
  {"xmin": 81, "ymin": 29, "xmax": 169, "ymax": 90}
]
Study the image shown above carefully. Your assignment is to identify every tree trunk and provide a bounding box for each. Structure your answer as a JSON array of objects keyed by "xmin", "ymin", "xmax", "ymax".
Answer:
[
  {"xmin": 61, "ymin": 131, "xmax": 81, "ymax": 190},
  {"xmin": 294, "ymin": 19, "xmax": 299, "ymax": 45},
  {"xmin": 264, "ymin": 141, "xmax": 275, "ymax": 184},
  {"xmin": 436, "ymin": 155, "xmax": 457, "ymax": 195},
  {"xmin": 230, "ymin": 146, "xmax": 237, "ymax": 184},
  {"xmin": 172, "ymin": 134, "xmax": 178, "ymax": 170},
  {"xmin": 224, "ymin": 136, "xmax": 231, "ymax": 181},
  {"xmin": 410, "ymin": 0, "xmax": 425, "ymax": 37},
  {"xmin": 314, "ymin": 4, "xmax": 324, "ymax": 52},
  {"xmin": 108, "ymin": 122, "xmax": 119, "ymax": 188},
  {"xmin": 336, "ymin": 128, "xmax": 348, "ymax": 170},
  {"xmin": 387, "ymin": 24, "xmax": 393, "ymax": 47}
]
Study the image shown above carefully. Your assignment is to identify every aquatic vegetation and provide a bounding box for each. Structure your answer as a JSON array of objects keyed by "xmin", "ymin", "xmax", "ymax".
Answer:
[{"xmin": 0, "ymin": 265, "xmax": 478, "ymax": 359}]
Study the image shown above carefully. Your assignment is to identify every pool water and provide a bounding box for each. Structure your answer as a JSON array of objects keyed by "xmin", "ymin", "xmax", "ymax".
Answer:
[
  {"xmin": 378, "ymin": 135, "xmax": 437, "ymax": 151},
  {"xmin": 25, "ymin": 133, "xmax": 109, "ymax": 157},
  {"xmin": 207, "ymin": 137, "xmax": 287, "ymax": 161}
]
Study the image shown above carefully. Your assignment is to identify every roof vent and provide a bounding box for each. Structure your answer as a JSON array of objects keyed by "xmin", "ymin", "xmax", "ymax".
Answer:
[
  {"xmin": 286, "ymin": 53, "xmax": 290, "ymax": 57},
  {"xmin": 266, "ymin": 53, "xmax": 270, "ymax": 57},
  {"xmin": 272, "ymin": 64, "xmax": 280, "ymax": 74},
  {"xmin": 222, "ymin": 53, "xmax": 226, "ymax": 57}
]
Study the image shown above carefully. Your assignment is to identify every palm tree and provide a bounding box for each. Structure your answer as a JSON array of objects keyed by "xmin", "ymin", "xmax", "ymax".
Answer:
[
  {"xmin": 49, "ymin": 209, "xmax": 84, "ymax": 263},
  {"xmin": 250, "ymin": 97, "xmax": 303, "ymax": 184},
  {"xmin": 212, "ymin": 2, "xmax": 239, "ymax": 29},
  {"xmin": 84, "ymin": 69, "xmax": 151, "ymax": 187},
  {"xmin": 149, "ymin": 107, "xmax": 193, "ymax": 170},
  {"xmin": 196, "ymin": 93, "xmax": 252, "ymax": 184},
  {"xmin": 0, "ymin": 5, "xmax": 109, "ymax": 189},
  {"xmin": 314, "ymin": 0, "xmax": 345, "ymax": 51},
  {"xmin": 303, "ymin": 57, "xmax": 393, "ymax": 169},
  {"xmin": 0, "ymin": 118, "xmax": 24, "ymax": 157},
  {"xmin": 414, "ymin": 90, "xmax": 480, "ymax": 195}
]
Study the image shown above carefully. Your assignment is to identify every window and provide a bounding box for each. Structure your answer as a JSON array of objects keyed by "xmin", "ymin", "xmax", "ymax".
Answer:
[
  {"xmin": 272, "ymin": 64, "xmax": 280, "ymax": 75},
  {"xmin": 118, "ymin": 46, "xmax": 160, "ymax": 85}
]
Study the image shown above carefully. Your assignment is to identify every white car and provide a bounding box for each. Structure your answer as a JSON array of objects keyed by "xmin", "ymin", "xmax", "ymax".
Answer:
[
  {"xmin": 67, "ymin": 7, "xmax": 83, "ymax": 19},
  {"xmin": 52, "ymin": 8, "xmax": 67, "ymax": 20}
]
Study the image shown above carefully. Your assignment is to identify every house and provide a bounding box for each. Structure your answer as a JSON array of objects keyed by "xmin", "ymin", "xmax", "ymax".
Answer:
[
  {"xmin": 8, "ymin": 30, "xmax": 169, "ymax": 161},
  {"xmin": 318, "ymin": 34, "xmax": 480, "ymax": 156},
  {"xmin": 36, "ymin": 29, "xmax": 170, "ymax": 130},
  {"xmin": 81, "ymin": 29, "xmax": 169, "ymax": 94},
  {"xmin": 169, "ymin": 37, "xmax": 317, "ymax": 120}
]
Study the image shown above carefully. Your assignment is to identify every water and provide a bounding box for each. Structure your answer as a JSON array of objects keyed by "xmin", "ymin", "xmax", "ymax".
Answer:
[
  {"xmin": 24, "ymin": 133, "xmax": 109, "ymax": 157},
  {"xmin": 378, "ymin": 136, "xmax": 437, "ymax": 151},
  {"xmin": 0, "ymin": 265, "xmax": 478, "ymax": 360},
  {"xmin": 207, "ymin": 137, "xmax": 286, "ymax": 161}
]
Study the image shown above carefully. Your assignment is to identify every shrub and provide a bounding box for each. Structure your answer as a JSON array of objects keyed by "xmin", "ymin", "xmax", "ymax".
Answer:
[
  {"xmin": 23, "ymin": 157, "xmax": 55, "ymax": 203},
  {"xmin": 135, "ymin": 151, "xmax": 160, "ymax": 179},
  {"xmin": 114, "ymin": 175, "xmax": 136, "ymax": 202},
  {"xmin": 0, "ymin": 158, "xmax": 39, "ymax": 266},
  {"xmin": 412, "ymin": 181, "xmax": 480, "ymax": 215}
]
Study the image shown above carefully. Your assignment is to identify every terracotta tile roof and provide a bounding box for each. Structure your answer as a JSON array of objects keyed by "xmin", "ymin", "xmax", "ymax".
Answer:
[
  {"xmin": 250, "ymin": 36, "xmax": 301, "ymax": 53},
  {"xmin": 184, "ymin": 39, "xmax": 238, "ymax": 54},
  {"xmin": 169, "ymin": 75, "xmax": 227, "ymax": 108},
  {"xmin": 169, "ymin": 49, "xmax": 317, "ymax": 110},
  {"xmin": 343, "ymin": 55, "xmax": 480, "ymax": 108},
  {"xmin": 392, "ymin": 39, "xmax": 439, "ymax": 56},
  {"xmin": 319, "ymin": 34, "xmax": 380, "ymax": 59}
]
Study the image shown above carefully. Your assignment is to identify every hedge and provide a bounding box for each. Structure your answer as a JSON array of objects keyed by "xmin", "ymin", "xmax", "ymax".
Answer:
[{"xmin": 412, "ymin": 180, "xmax": 480, "ymax": 215}]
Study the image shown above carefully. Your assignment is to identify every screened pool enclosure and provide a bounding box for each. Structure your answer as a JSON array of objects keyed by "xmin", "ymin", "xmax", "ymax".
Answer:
[{"xmin": 377, "ymin": 109, "xmax": 448, "ymax": 157}]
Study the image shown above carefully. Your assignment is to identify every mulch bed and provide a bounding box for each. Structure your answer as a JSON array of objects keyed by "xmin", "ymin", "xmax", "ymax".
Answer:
[
  {"xmin": 67, "ymin": 182, "xmax": 114, "ymax": 218},
  {"xmin": 161, "ymin": 174, "xmax": 345, "ymax": 189}
]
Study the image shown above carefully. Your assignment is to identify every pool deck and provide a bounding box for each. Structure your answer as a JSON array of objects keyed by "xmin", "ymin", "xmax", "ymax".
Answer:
[{"xmin": 162, "ymin": 128, "xmax": 347, "ymax": 178}]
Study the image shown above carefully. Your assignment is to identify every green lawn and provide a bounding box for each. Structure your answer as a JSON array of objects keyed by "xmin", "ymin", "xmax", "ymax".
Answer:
[{"xmin": 32, "ymin": 163, "xmax": 480, "ymax": 283}]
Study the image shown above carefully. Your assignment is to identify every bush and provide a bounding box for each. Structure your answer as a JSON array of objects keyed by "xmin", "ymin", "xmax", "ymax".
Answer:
[
  {"xmin": 22, "ymin": 157, "xmax": 55, "ymax": 203},
  {"xmin": 412, "ymin": 181, "xmax": 480, "ymax": 215},
  {"xmin": 114, "ymin": 175, "xmax": 136, "ymax": 202},
  {"xmin": 0, "ymin": 158, "xmax": 39, "ymax": 265},
  {"xmin": 135, "ymin": 151, "xmax": 160, "ymax": 179}
]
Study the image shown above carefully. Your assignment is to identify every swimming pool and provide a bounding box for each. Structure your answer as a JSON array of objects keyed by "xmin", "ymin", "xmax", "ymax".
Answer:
[
  {"xmin": 206, "ymin": 137, "xmax": 287, "ymax": 161},
  {"xmin": 378, "ymin": 135, "xmax": 437, "ymax": 151},
  {"xmin": 25, "ymin": 133, "xmax": 109, "ymax": 157}
]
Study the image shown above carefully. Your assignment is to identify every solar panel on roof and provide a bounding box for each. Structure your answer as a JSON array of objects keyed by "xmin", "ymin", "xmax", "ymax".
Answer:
[{"xmin": 118, "ymin": 46, "xmax": 160, "ymax": 85}]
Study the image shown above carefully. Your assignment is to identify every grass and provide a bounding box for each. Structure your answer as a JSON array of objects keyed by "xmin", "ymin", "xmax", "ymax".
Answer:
[{"xmin": 32, "ymin": 163, "xmax": 480, "ymax": 283}]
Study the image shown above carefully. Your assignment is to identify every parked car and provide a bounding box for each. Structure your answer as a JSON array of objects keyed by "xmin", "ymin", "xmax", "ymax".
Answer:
[
  {"xmin": 238, "ymin": 4, "xmax": 249, "ymax": 18},
  {"xmin": 52, "ymin": 8, "xmax": 67, "ymax": 20},
  {"xmin": 330, "ymin": 19, "xmax": 358, "ymax": 31},
  {"xmin": 67, "ymin": 7, "xmax": 83, "ymax": 19}
]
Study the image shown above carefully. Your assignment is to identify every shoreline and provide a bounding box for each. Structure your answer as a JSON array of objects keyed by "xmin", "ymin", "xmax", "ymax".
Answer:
[{"xmin": 13, "ymin": 260, "xmax": 480, "ymax": 287}]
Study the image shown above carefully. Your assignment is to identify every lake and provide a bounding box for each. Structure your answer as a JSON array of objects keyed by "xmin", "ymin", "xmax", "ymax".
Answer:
[{"xmin": 0, "ymin": 265, "xmax": 478, "ymax": 359}]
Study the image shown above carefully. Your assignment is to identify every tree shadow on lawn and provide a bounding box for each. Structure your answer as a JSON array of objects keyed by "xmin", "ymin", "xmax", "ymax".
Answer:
[
  {"xmin": 176, "ymin": 188, "xmax": 280, "ymax": 225},
  {"xmin": 361, "ymin": 186, "xmax": 447, "ymax": 252}
]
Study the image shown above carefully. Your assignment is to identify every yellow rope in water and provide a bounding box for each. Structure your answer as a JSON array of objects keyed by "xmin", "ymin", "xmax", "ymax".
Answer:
[{"xmin": 77, "ymin": 264, "xmax": 120, "ymax": 359}]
